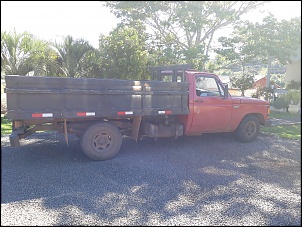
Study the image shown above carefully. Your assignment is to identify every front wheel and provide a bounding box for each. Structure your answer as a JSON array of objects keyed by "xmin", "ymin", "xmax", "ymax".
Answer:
[
  {"xmin": 80, "ymin": 122, "xmax": 122, "ymax": 161},
  {"xmin": 235, "ymin": 115, "xmax": 260, "ymax": 143}
]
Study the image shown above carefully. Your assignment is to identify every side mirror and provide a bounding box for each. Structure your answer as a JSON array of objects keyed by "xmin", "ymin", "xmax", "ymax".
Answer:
[{"xmin": 223, "ymin": 83, "xmax": 228, "ymax": 99}]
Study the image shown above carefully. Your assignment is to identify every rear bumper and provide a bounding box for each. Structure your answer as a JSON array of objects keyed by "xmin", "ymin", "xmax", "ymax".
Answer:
[{"xmin": 263, "ymin": 119, "xmax": 272, "ymax": 127}]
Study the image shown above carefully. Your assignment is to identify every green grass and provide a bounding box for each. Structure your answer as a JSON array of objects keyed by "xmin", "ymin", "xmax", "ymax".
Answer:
[
  {"xmin": 261, "ymin": 124, "xmax": 301, "ymax": 140},
  {"xmin": 269, "ymin": 111, "xmax": 301, "ymax": 121},
  {"xmin": 1, "ymin": 115, "xmax": 52, "ymax": 135},
  {"xmin": 261, "ymin": 110, "xmax": 301, "ymax": 140},
  {"xmin": 1, "ymin": 114, "xmax": 11, "ymax": 135}
]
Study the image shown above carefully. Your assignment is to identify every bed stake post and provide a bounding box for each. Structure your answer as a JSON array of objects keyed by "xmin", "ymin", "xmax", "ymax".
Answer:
[{"xmin": 64, "ymin": 119, "xmax": 69, "ymax": 146}]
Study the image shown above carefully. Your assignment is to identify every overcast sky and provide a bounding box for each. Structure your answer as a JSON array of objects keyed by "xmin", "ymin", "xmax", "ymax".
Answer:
[{"xmin": 1, "ymin": 1, "xmax": 301, "ymax": 48}]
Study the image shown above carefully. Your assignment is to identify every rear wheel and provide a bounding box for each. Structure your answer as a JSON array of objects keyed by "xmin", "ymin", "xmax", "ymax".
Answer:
[
  {"xmin": 80, "ymin": 122, "xmax": 122, "ymax": 161},
  {"xmin": 235, "ymin": 115, "xmax": 260, "ymax": 143}
]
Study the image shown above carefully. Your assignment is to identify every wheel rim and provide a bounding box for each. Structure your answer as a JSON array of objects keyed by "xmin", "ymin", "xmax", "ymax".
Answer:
[
  {"xmin": 91, "ymin": 131, "xmax": 114, "ymax": 153},
  {"xmin": 243, "ymin": 121, "xmax": 257, "ymax": 138}
]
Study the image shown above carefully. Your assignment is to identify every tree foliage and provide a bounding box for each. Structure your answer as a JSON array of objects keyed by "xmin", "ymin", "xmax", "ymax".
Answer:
[
  {"xmin": 270, "ymin": 74, "xmax": 285, "ymax": 88},
  {"xmin": 1, "ymin": 30, "xmax": 58, "ymax": 76},
  {"xmin": 256, "ymin": 15, "xmax": 301, "ymax": 65},
  {"xmin": 104, "ymin": 1, "xmax": 266, "ymax": 70},
  {"xmin": 230, "ymin": 71, "xmax": 255, "ymax": 96},
  {"xmin": 99, "ymin": 23, "xmax": 149, "ymax": 80},
  {"xmin": 214, "ymin": 14, "xmax": 301, "ymax": 76},
  {"xmin": 52, "ymin": 36, "xmax": 97, "ymax": 78},
  {"xmin": 258, "ymin": 86, "xmax": 275, "ymax": 102},
  {"xmin": 77, "ymin": 49, "xmax": 103, "ymax": 78},
  {"xmin": 214, "ymin": 14, "xmax": 300, "ymax": 90}
]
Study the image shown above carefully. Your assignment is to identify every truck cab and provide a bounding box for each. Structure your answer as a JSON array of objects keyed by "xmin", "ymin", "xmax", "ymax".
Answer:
[{"xmin": 150, "ymin": 65, "xmax": 271, "ymax": 142}]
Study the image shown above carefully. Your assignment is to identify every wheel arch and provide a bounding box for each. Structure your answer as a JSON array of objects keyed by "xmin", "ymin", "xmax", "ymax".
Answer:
[
  {"xmin": 235, "ymin": 114, "xmax": 261, "ymax": 143},
  {"xmin": 235, "ymin": 113, "xmax": 265, "ymax": 131}
]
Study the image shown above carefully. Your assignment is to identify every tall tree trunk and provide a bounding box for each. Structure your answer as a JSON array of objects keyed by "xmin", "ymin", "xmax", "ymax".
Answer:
[{"xmin": 266, "ymin": 55, "xmax": 272, "ymax": 88}]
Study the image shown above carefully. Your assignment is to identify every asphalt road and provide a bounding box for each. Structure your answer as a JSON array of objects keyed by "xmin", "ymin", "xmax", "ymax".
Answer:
[{"xmin": 1, "ymin": 132, "xmax": 301, "ymax": 226}]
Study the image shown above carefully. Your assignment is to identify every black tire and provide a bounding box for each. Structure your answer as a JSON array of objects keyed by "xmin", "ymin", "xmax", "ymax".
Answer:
[
  {"xmin": 235, "ymin": 115, "xmax": 260, "ymax": 143},
  {"xmin": 80, "ymin": 122, "xmax": 122, "ymax": 161}
]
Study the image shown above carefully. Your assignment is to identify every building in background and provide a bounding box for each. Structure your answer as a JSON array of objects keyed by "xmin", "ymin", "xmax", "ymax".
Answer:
[{"xmin": 285, "ymin": 47, "xmax": 301, "ymax": 84}]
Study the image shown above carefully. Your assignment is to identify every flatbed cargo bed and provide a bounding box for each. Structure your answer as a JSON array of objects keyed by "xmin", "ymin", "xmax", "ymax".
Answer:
[{"xmin": 5, "ymin": 75, "xmax": 189, "ymax": 120}]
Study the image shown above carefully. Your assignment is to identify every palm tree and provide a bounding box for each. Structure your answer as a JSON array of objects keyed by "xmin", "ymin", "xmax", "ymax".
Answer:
[
  {"xmin": 78, "ymin": 49, "xmax": 103, "ymax": 78},
  {"xmin": 1, "ymin": 30, "xmax": 58, "ymax": 76},
  {"xmin": 53, "ymin": 36, "xmax": 100, "ymax": 78}
]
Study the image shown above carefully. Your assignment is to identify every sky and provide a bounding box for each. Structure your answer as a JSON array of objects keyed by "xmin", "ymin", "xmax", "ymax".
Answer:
[
  {"xmin": 1, "ymin": 1, "xmax": 119, "ymax": 48},
  {"xmin": 1, "ymin": 1, "xmax": 301, "ymax": 49}
]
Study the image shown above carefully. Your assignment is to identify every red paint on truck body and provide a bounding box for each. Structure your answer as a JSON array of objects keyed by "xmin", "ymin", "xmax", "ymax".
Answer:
[{"xmin": 176, "ymin": 71, "xmax": 270, "ymax": 135}]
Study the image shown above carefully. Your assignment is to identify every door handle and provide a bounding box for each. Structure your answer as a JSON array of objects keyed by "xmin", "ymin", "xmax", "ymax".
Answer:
[{"xmin": 195, "ymin": 99, "xmax": 204, "ymax": 103}]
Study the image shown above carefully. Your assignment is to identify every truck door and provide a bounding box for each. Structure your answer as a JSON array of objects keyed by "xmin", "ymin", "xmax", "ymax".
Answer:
[{"xmin": 190, "ymin": 75, "xmax": 233, "ymax": 133}]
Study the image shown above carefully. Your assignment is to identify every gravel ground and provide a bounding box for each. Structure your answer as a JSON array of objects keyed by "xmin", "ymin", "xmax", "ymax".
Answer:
[{"xmin": 1, "ymin": 132, "xmax": 301, "ymax": 226}]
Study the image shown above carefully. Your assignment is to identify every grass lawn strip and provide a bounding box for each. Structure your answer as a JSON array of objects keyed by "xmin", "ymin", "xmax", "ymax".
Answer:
[
  {"xmin": 261, "ymin": 123, "xmax": 301, "ymax": 141},
  {"xmin": 1, "ymin": 114, "xmax": 11, "ymax": 135}
]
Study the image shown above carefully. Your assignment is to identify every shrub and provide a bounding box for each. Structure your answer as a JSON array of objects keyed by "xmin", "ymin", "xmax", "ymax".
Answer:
[
  {"xmin": 286, "ymin": 80, "xmax": 301, "ymax": 90},
  {"xmin": 271, "ymin": 97, "xmax": 290, "ymax": 109},
  {"xmin": 259, "ymin": 87, "xmax": 274, "ymax": 102},
  {"xmin": 283, "ymin": 89, "xmax": 301, "ymax": 105}
]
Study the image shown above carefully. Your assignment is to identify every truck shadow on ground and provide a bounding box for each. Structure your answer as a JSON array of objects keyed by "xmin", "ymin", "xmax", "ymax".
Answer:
[{"xmin": 1, "ymin": 132, "xmax": 301, "ymax": 225}]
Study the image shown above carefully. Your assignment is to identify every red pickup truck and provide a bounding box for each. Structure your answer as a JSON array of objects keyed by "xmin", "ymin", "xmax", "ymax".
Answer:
[{"xmin": 5, "ymin": 64, "xmax": 271, "ymax": 161}]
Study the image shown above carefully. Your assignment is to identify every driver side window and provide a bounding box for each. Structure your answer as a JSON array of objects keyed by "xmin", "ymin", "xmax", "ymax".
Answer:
[{"xmin": 195, "ymin": 76, "xmax": 222, "ymax": 97}]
